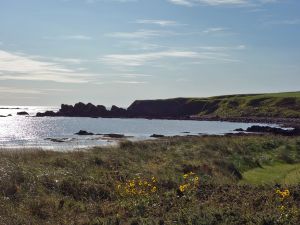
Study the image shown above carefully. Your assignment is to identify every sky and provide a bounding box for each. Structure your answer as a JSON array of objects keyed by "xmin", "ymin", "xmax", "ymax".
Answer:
[{"xmin": 0, "ymin": 0, "xmax": 299, "ymax": 107}]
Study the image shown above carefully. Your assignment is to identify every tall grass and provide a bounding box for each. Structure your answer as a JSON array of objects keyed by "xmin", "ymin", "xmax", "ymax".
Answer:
[{"xmin": 0, "ymin": 135, "xmax": 300, "ymax": 224}]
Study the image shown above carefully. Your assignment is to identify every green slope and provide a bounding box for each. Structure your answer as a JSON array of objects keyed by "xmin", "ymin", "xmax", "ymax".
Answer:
[
  {"xmin": 128, "ymin": 91, "xmax": 300, "ymax": 119},
  {"xmin": 192, "ymin": 91, "xmax": 300, "ymax": 118}
]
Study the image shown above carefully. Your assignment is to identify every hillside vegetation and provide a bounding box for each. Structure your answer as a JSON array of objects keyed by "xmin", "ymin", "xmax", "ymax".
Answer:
[
  {"xmin": 128, "ymin": 91, "xmax": 300, "ymax": 119},
  {"xmin": 1, "ymin": 135, "xmax": 300, "ymax": 224}
]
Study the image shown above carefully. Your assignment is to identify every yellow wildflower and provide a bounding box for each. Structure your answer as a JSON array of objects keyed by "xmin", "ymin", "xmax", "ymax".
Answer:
[
  {"xmin": 183, "ymin": 174, "xmax": 189, "ymax": 179},
  {"xmin": 151, "ymin": 186, "xmax": 157, "ymax": 193}
]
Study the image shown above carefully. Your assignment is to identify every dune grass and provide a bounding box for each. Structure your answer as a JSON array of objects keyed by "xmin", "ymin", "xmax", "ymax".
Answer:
[
  {"xmin": 0, "ymin": 135, "xmax": 300, "ymax": 224},
  {"xmin": 242, "ymin": 163, "xmax": 300, "ymax": 185}
]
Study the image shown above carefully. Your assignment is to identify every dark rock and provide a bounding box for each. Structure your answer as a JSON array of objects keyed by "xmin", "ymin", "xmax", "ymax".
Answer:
[
  {"xmin": 7, "ymin": 114, "xmax": 12, "ymax": 117},
  {"xmin": 0, "ymin": 115, "xmax": 6, "ymax": 117},
  {"xmin": 37, "ymin": 111, "xmax": 57, "ymax": 117},
  {"xmin": 75, "ymin": 130, "xmax": 95, "ymax": 135},
  {"xmin": 150, "ymin": 134, "xmax": 165, "ymax": 138},
  {"xmin": 36, "ymin": 102, "xmax": 110, "ymax": 117},
  {"xmin": 246, "ymin": 125, "xmax": 300, "ymax": 136},
  {"xmin": 103, "ymin": 133, "xmax": 125, "ymax": 138},
  {"xmin": 45, "ymin": 138, "xmax": 67, "ymax": 143},
  {"xmin": 110, "ymin": 105, "xmax": 127, "ymax": 117},
  {"xmin": 17, "ymin": 111, "xmax": 29, "ymax": 116},
  {"xmin": 234, "ymin": 128, "xmax": 244, "ymax": 132}
]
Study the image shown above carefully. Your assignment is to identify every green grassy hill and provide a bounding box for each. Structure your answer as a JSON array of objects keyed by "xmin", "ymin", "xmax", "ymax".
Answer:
[
  {"xmin": 190, "ymin": 91, "xmax": 300, "ymax": 118},
  {"xmin": 128, "ymin": 91, "xmax": 300, "ymax": 119}
]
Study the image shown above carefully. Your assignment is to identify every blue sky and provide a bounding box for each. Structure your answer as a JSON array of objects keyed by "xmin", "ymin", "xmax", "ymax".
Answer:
[{"xmin": 0, "ymin": 0, "xmax": 299, "ymax": 106}]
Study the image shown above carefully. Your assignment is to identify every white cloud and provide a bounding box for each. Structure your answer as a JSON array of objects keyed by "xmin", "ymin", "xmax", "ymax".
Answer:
[
  {"xmin": 112, "ymin": 80, "xmax": 147, "ymax": 84},
  {"xmin": 99, "ymin": 50, "xmax": 236, "ymax": 67},
  {"xmin": 203, "ymin": 27, "xmax": 227, "ymax": 33},
  {"xmin": 136, "ymin": 20, "xmax": 181, "ymax": 27},
  {"xmin": 44, "ymin": 35, "xmax": 92, "ymax": 41},
  {"xmin": 0, "ymin": 50, "xmax": 95, "ymax": 83},
  {"xmin": 0, "ymin": 87, "xmax": 42, "ymax": 95},
  {"xmin": 196, "ymin": 45, "xmax": 246, "ymax": 51},
  {"xmin": 106, "ymin": 29, "xmax": 176, "ymax": 39},
  {"xmin": 0, "ymin": 87, "xmax": 71, "ymax": 95}
]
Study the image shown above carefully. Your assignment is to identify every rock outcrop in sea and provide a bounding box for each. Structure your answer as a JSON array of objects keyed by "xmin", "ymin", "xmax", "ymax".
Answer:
[{"xmin": 36, "ymin": 102, "xmax": 128, "ymax": 118}]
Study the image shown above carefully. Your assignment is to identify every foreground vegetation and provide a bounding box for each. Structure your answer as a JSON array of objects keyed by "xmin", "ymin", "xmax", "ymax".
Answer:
[{"xmin": 1, "ymin": 135, "xmax": 300, "ymax": 224}]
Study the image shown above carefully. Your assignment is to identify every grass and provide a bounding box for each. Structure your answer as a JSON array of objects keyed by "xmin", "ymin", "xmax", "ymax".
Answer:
[
  {"xmin": 1, "ymin": 135, "xmax": 300, "ymax": 224},
  {"xmin": 241, "ymin": 163, "xmax": 300, "ymax": 185},
  {"xmin": 194, "ymin": 91, "xmax": 300, "ymax": 118}
]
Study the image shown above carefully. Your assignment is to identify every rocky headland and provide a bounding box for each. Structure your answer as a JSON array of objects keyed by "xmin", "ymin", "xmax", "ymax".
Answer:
[{"xmin": 35, "ymin": 92, "xmax": 300, "ymax": 128}]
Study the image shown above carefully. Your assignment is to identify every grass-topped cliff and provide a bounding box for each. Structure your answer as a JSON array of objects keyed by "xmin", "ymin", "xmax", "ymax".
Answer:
[
  {"xmin": 36, "ymin": 91, "xmax": 300, "ymax": 122},
  {"xmin": 128, "ymin": 91, "xmax": 300, "ymax": 119}
]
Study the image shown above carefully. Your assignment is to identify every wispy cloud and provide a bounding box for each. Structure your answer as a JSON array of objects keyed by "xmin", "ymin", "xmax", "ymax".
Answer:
[
  {"xmin": 135, "ymin": 19, "xmax": 182, "ymax": 27},
  {"xmin": 0, "ymin": 87, "xmax": 42, "ymax": 95},
  {"xmin": 0, "ymin": 50, "xmax": 95, "ymax": 83},
  {"xmin": 106, "ymin": 29, "xmax": 176, "ymax": 39},
  {"xmin": 264, "ymin": 19, "xmax": 300, "ymax": 26},
  {"xmin": 44, "ymin": 35, "xmax": 93, "ymax": 41},
  {"xmin": 112, "ymin": 80, "xmax": 147, "ymax": 84},
  {"xmin": 196, "ymin": 44, "xmax": 246, "ymax": 51},
  {"xmin": 99, "ymin": 50, "xmax": 237, "ymax": 67},
  {"xmin": 203, "ymin": 27, "xmax": 227, "ymax": 33},
  {"xmin": 0, "ymin": 86, "xmax": 71, "ymax": 95}
]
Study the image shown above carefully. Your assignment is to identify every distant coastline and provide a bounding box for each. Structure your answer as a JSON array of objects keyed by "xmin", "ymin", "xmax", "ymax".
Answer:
[{"xmin": 35, "ymin": 91, "xmax": 300, "ymax": 128}]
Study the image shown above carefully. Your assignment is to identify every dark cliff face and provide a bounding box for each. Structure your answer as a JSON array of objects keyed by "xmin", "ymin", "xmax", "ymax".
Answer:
[
  {"xmin": 127, "ymin": 98, "xmax": 189, "ymax": 118},
  {"xmin": 126, "ymin": 98, "xmax": 220, "ymax": 118}
]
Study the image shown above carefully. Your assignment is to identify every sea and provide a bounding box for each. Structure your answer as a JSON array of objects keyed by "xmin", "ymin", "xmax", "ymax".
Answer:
[{"xmin": 0, "ymin": 106, "xmax": 278, "ymax": 151}]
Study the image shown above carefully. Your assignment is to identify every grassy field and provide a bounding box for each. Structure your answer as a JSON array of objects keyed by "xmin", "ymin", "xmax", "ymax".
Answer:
[{"xmin": 1, "ymin": 135, "xmax": 300, "ymax": 224}]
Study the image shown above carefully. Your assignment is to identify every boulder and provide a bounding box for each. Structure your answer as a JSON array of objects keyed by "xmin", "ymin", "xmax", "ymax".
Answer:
[
  {"xmin": 36, "ymin": 111, "xmax": 56, "ymax": 117},
  {"xmin": 150, "ymin": 134, "xmax": 165, "ymax": 138},
  {"xmin": 75, "ymin": 130, "xmax": 95, "ymax": 135},
  {"xmin": 245, "ymin": 125, "xmax": 300, "ymax": 136},
  {"xmin": 17, "ymin": 111, "xmax": 29, "ymax": 116}
]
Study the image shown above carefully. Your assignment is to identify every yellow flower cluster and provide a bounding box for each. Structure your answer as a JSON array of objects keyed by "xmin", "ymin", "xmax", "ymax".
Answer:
[
  {"xmin": 179, "ymin": 172, "xmax": 200, "ymax": 193},
  {"xmin": 116, "ymin": 176, "xmax": 158, "ymax": 197},
  {"xmin": 276, "ymin": 189, "xmax": 290, "ymax": 201}
]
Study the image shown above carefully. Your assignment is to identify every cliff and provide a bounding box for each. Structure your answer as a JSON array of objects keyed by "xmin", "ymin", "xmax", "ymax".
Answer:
[{"xmin": 36, "ymin": 91, "xmax": 300, "ymax": 120}]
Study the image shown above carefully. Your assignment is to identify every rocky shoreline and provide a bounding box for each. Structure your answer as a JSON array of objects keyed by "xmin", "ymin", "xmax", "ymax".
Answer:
[{"xmin": 35, "ymin": 102, "xmax": 300, "ymax": 129}]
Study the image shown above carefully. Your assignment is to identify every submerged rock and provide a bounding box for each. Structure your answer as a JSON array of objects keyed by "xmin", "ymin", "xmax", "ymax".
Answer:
[
  {"xmin": 103, "ymin": 133, "xmax": 125, "ymax": 138},
  {"xmin": 150, "ymin": 134, "xmax": 165, "ymax": 138},
  {"xmin": 75, "ymin": 130, "xmax": 95, "ymax": 135}
]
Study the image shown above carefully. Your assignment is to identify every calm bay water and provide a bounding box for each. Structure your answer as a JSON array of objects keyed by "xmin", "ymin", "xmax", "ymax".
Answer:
[{"xmin": 0, "ymin": 106, "xmax": 276, "ymax": 151}]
